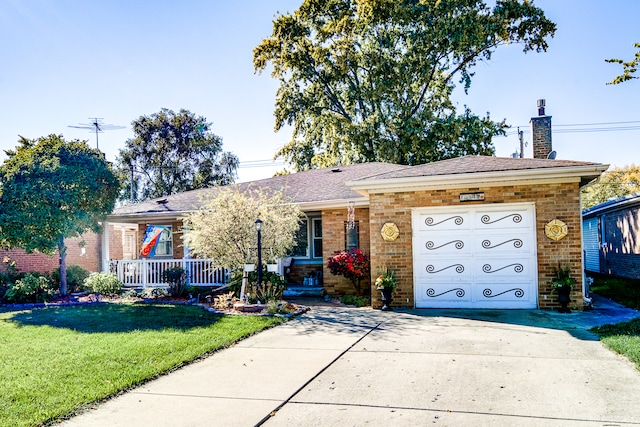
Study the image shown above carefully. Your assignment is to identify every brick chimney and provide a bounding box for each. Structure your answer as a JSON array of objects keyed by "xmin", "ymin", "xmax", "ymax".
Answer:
[{"xmin": 530, "ymin": 99, "xmax": 553, "ymax": 159}]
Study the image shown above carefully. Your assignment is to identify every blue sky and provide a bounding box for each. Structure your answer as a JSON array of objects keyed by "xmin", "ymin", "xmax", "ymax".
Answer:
[{"xmin": 0, "ymin": 0, "xmax": 638, "ymax": 183}]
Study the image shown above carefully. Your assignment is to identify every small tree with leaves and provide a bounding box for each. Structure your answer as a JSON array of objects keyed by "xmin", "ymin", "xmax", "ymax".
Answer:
[
  {"xmin": 0, "ymin": 135, "xmax": 120, "ymax": 295},
  {"xmin": 582, "ymin": 165, "xmax": 640, "ymax": 209},
  {"xmin": 183, "ymin": 187, "xmax": 302, "ymax": 271}
]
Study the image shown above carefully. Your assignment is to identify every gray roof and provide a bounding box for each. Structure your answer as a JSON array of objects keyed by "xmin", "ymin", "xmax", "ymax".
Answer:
[
  {"xmin": 110, "ymin": 156, "xmax": 607, "ymax": 220},
  {"xmin": 111, "ymin": 162, "xmax": 407, "ymax": 218},
  {"xmin": 366, "ymin": 155, "xmax": 603, "ymax": 180}
]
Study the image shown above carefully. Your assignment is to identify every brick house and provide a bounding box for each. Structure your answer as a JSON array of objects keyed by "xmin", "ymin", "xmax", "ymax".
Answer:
[
  {"xmin": 583, "ymin": 193, "xmax": 640, "ymax": 280},
  {"xmin": 103, "ymin": 103, "xmax": 607, "ymax": 311}
]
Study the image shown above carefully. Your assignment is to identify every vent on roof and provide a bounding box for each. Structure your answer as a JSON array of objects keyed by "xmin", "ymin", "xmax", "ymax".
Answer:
[
  {"xmin": 156, "ymin": 199, "xmax": 168, "ymax": 205},
  {"xmin": 331, "ymin": 168, "xmax": 342, "ymax": 173}
]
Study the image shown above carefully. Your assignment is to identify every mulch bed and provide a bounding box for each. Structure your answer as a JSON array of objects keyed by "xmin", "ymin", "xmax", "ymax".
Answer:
[{"xmin": 2, "ymin": 292, "xmax": 310, "ymax": 317}]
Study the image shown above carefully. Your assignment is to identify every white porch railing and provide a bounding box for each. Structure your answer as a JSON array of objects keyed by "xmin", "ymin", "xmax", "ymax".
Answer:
[{"xmin": 109, "ymin": 259, "xmax": 228, "ymax": 288}]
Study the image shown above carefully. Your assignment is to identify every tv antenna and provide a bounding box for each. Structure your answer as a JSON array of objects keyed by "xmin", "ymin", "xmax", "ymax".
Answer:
[{"xmin": 68, "ymin": 118, "xmax": 125, "ymax": 150}]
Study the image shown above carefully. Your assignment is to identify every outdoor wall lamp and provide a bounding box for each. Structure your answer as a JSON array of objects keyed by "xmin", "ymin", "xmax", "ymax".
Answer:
[{"xmin": 255, "ymin": 219, "xmax": 263, "ymax": 286}]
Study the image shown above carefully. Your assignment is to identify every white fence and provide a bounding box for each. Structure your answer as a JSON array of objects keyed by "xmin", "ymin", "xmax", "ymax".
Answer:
[{"xmin": 109, "ymin": 259, "xmax": 228, "ymax": 288}]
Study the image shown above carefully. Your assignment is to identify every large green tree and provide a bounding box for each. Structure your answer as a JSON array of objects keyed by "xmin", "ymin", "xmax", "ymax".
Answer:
[
  {"xmin": 254, "ymin": 0, "xmax": 556, "ymax": 170},
  {"xmin": 582, "ymin": 165, "xmax": 640, "ymax": 209},
  {"xmin": 117, "ymin": 108, "xmax": 239, "ymax": 203},
  {"xmin": 0, "ymin": 135, "xmax": 120, "ymax": 294},
  {"xmin": 606, "ymin": 43, "xmax": 640, "ymax": 85}
]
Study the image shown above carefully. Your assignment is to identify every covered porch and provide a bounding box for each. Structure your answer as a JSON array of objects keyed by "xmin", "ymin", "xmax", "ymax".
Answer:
[{"xmin": 109, "ymin": 258, "xmax": 228, "ymax": 288}]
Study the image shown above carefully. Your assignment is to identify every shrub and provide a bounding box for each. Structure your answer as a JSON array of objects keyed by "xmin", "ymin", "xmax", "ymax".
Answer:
[
  {"xmin": 161, "ymin": 267, "xmax": 188, "ymax": 297},
  {"xmin": 213, "ymin": 291, "xmax": 237, "ymax": 309},
  {"xmin": 5, "ymin": 274, "xmax": 55, "ymax": 303},
  {"xmin": 328, "ymin": 249, "xmax": 370, "ymax": 295},
  {"xmin": 0, "ymin": 258, "xmax": 25, "ymax": 301},
  {"xmin": 140, "ymin": 287, "xmax": 168, "ymax": 299},
  {"xmin": 341, "ymin": 294, "xmax": 370, "ymax": 307},
  {"xmin": 121, "ymin": 289, "xmax": 141, "ymax": 300},
  {"xmin": 265, "ymin": 300, "xmax": 294, "ymax": 315},
  {"xmin": 51, "ymin": 265, "xmax": 91, "ymax": 293},
  {"xmin": 85, "ymin": 272, "xmax": 122, "ymax": 296},
  {"xmin": 245, "ymin": 280, "xmax": 285, "ymax": 304}
]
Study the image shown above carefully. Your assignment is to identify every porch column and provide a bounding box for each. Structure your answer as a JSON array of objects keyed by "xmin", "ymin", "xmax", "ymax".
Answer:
[
  {"xmin": 182, "ymin": 224, "xmax": 191, "ymax": 282},
  {"xmin": 101, "ymin": 221, "xmax": 110, "ymax": 272}
]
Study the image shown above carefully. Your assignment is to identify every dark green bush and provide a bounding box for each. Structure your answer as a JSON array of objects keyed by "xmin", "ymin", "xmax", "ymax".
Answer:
[
  {"xmin": 51, "ymin": 265, "xmax": 91, "ymax": 293},
  {"xmin": 85, "ymin": 272, "xmax": 122, "ymax": 296},
  {"xmin": 341, "ymin": 294, "xmax": 370, "ymax": 307},
  {"xmin": 161, "ymin": 267, "xmax": 188, "ymax": 297},
  {"xmin": 5, "ymin": 274, "xmax": 55, "ymax": 303}
]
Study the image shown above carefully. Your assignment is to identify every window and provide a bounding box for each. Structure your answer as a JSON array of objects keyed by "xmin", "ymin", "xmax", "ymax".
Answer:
[
  {"xmin": 290, "ymin": 216, "xmax": 322, "ymax": 259},
  {"xmin": 345, "ymin": 221, "xmax": 359, "ymax": 251},
  {"xmin": 291, "ymin": 219, "xmax": 309, "ymax": 257},
  {"xmin": 312, "ymin": 218, "xmax": 322, "ymax": 258},
  {"xmin": 155, "ymin": 226, "xmax": 173, "ymax": 257}
]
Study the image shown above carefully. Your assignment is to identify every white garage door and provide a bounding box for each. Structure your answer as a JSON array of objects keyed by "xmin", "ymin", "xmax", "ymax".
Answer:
[{"xmin": 413, "ymin": 203, "xmax": 538, "ymax": 309}]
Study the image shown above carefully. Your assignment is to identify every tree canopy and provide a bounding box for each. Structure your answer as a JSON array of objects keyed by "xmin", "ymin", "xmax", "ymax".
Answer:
[
  {"xmin": 254, "ymin": 0, "xmax": 556, "ymax": 170},
  {"xmin": 606, "ymin": 43, "xmax": 640, "ymax": 85},
  {"xmin": 183, "ymin": 187, "xmax": 302, "ymax": 271},
  {"xmin": 117, "ymin": 108, "xmax": 239, "ymax": 203},
  {"xmin": 0, "ymin": 135, "xmax": 120, "ymax": 294},
  {"xmin": 582, "ymin": 165, "xmax": 640, "ymax": 209}
]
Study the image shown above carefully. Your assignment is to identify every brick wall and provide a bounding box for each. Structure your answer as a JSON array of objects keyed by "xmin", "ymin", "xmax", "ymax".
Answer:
[
  {"xmin": 601, "ymin": 207, "xmax": 640, "ymax": 279},
  {"xmin": 322, "ymin": 207, "xmax": 371, "ymax": 295},
  {"xmin": 0, "ymin": 226, "xmax": 109, "ymax": 275},
  {"xmin": 0, "ymin": 248, "xmax": 58, "ymax": 274},
  {"xmin": 367, "ymin": 182, "xmax": 584, "ymax": 311}
]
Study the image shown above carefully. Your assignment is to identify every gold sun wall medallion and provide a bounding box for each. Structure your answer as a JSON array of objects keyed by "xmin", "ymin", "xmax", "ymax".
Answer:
[
  {"xmin": 545, "ymin": 219, "xmax": 568, "ymax": 241},
  {"xmin": 381, "ymin": 222, "xmax": 400, "ymax": 241}
]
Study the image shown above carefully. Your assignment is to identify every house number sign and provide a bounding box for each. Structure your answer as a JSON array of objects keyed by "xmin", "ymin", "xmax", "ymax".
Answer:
[{"xmin": 460, "ymin": 192, "xmax": 485, "ymax": 202}]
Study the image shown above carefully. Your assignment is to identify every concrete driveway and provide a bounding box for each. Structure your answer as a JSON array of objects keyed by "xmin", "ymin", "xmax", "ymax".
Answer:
[{"xmin": 59, "ymin": 296, "xmax": 640, "ymax": 427}]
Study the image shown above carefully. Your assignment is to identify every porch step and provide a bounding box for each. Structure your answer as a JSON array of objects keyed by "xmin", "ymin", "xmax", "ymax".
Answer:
[{"xmin": 283, "ymin": 286, "xmax": 323, "ymax": 297}]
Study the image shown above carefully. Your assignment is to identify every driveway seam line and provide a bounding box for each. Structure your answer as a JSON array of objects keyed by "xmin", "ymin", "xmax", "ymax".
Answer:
[{"xmin": 253, "ymin": 319, "xmax": 384, "ymax": 426}]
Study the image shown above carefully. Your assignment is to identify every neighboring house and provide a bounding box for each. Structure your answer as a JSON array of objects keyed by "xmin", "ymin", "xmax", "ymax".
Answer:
[
  {"xmin": 583, "ymin": 193, "xmax": 640, "ymax": 280},
  {"xmin": 103, "ymin": 102, "xmax": 607, "ymax": 311},
  {"xmin": 0, "ymin": 234, "xmax": 102, "ymax": 276}
]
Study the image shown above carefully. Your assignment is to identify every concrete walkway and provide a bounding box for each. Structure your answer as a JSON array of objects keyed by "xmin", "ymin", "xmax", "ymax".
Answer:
[{"xmin": 59, "ymin": 296, "xmax": 640, "ymax": 426}]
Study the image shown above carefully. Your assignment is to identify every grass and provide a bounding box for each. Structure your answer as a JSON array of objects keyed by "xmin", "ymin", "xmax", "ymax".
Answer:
[
  {"xmin": 588, "ymin": 274, "xmax": 640, "ymax": 371},
  {"xmin": 591, "ymin": 318, "xmax": 640, "ymax": 370},
  {"xmin": 589, "ymin": 275, "xmax": 640, "ymax": 311},
  {"xmin": 0, "ymin": 303, "xmax": 284, "ymax": 427}
]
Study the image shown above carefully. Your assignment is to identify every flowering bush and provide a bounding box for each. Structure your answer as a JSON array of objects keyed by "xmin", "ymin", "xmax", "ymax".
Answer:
[
  {"xmin": 375, "ymin": 268, "xmax": 397, "ymax": 289},
  {"xmin": 327, "ymin": 248, "xmax": 370, "ymax": 295}
]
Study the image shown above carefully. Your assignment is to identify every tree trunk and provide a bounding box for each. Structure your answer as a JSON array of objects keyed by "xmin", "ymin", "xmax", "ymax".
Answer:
[{"xmin": 58, "ymin": 236, "xmax": 68, "ymax": 295}]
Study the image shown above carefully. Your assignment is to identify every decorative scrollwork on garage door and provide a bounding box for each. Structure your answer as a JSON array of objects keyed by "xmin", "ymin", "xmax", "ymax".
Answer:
[
  {"xmin": 480, "ymin": 213, "xmax": 522, "ymax": 224},
  {"xmin": 483, "ymin": 288, "xmax": 525, "ymax": 298},
  {"xmin": 426, "ymin": 240, "xmax": 464, "ymax": 250},
  {"xmin": 426, "ymin": 288, "xmax": 466, "ymax": 298},
  {"xmin": 482, "ymin": 263, "xmax": 524, "ymax": 273},
  {"xmin": 425, "ymin": 215, "xmax": 464, "ymax": 227},
  {"xmin": 426, "ymin": 264, "xmax": 465, "ymax": 274},
  {"xmin": 481, "ymin": 238, "xmax": 523, "ymax": 249}
]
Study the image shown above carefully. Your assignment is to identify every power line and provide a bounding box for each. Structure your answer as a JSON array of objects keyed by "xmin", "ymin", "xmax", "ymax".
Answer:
[{"xmin": 503, "ymin": 120, "xmax": 640, "ymax": 136}]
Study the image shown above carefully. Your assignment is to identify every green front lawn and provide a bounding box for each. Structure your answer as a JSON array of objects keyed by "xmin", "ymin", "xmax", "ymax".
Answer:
[
  {"xmin": 591, "ymin": 318, "xmax": 640, "ymax": 371},
  {"xmin": 0, "ymin": 304, "xmax": 284, "ymax": 427},
  {"xmin": 589, "ymin": 274, "xmax": 640, "ymax": 371}
]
